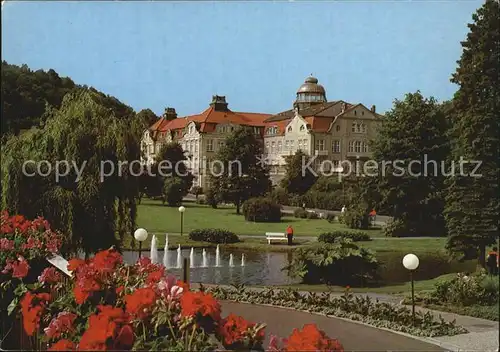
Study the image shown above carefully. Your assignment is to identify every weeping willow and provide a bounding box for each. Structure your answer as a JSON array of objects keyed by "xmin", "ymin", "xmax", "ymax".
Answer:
[{"xmin": 1, "ymin": 89, "xmax": 142, "ymax": 254}]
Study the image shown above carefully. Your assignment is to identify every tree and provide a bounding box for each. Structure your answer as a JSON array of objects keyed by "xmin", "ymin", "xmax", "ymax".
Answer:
[
  {"xmin": 280, "ymin": 150, "xmax": 317, "ymax": 195},
  {"xmin": 444, "ymin": 0, "xmax": 500, "ymax": 266},
  {"xmin": 369, "ymin": 92, "xmax": 450, "ymax": 237},
  {"xmin": 137, "ymin": 108, "xmax": 158, "ymax": 129},
  {"xmin": 1, "ymin": 88, "xmax": 141, "ymax": 254},
  {"xmin": 209, "ymin": 127, "xmax": 271, "ymax": 214},
  {"xmin": 1, "ymin": 61, "xmax": 77, "ymax": 137},
  {"xmin": 155, "ymin": 142, "xmax": 194, "ymax": 206}
]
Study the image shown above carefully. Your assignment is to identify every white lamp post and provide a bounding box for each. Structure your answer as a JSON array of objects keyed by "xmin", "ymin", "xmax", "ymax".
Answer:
[
  {"xmin": 178, "ymin": 206, "xmax": 186, "ymax": 236},
  {"xmin": 403, "ymin": 253, "xmax": 419, "ymax": 325},
  {"xmin": 134, "ymin": 228, "xmax": 148, "ymax": 258}
]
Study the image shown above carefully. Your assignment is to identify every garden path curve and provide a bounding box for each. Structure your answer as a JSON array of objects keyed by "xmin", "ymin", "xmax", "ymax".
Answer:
[{"xmin": 221, "ymin": 301, "xmax": 444, "ymax": 351}]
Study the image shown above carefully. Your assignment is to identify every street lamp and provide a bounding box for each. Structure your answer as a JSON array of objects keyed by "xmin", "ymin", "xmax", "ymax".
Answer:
[
  {"xmin": 134, "ymin": 228, "xmax": 148, "ymax": 259},
  {"xmin": 178, "ymin": 206, "xmax": 186, "ymax": 236},
  {"xmin": 403, "ymin": 253, "xmax": 419, "ymax": 325}
]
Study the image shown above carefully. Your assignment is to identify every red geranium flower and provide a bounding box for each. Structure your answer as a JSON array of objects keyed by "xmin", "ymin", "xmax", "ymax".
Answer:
[
  {"xmin": 20, "ymin": 292, "xmax": 51, "ymax": 336},
  {"xmin": 180, "ymin": 291, "xmax": 221, "ymax": 321},
  {"xmin": 93, "ymin": 249, "xmax": 123, "ymax": 273},
  {"xmin": 67, "ymin": 258, "xmax": 86, "ymax": 272},
  {"xmin": 218, "ymin": 313, "xmax": 263, "ymax": 347},
  {"xmin": 124, "ymin": 287, "xmax": 157, "ymax": 319},
  {"xmin": 38, "ymin": 267, "xmax": 62, "ymax": 285},
  {"xmin": 12, "ymin": 256, "xmax": 30, "ymax": 278},
  {"xmin": 284, "ymin": 324, "xmax": 344, "ymax": 352},
  {"xmin": 44, "ymin": 312, "xmax": 77, "ymax": 339}
]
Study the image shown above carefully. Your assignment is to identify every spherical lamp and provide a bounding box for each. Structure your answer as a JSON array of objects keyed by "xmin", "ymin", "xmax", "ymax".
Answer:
[
  {"xmin": 178, "ymin": 206, "xmax": 185, "ymax": 213},
  {"xmin": 134, "ymin": 228, "xmax": 148, "ymax": 242},
  {"xmin": 403, "ymin": 253, "xmax": 419, "ymax": 271}
]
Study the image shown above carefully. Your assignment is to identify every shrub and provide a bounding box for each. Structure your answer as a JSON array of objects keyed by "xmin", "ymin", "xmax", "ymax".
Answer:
[
  {"xmin": 293, "ymin": 208, "xmax": 308, "ymax": 218},
  {"xmin": 306, "ymin": 211, "xmax": 319, "ymax": 219},
  {"xmin": 342, "ymin": 204, "xmax": 370, "ymax": 229},
  {"xmin": 284, "ymin": 238, "xmax": 379, "ymax": 286},
  {"xmin": 384, "ymin": 218, "xmax": 413, "ymax": 237},
  {"xmin": 325, "ymin": 212, "xmax": 336, "ymax": 223},
  {"xmin": 318, "ymin": 231, "xmax": 371, "ymax": 243},
  {"xmin": 242, "ymin": 197, "xmax": 282, "ymax": 223},
  {"xmin": 188, "ymin": 229, "xmax": 239, "ymax": 244},
  {"xmin": 191, "ymin": 186, "xmax": 203, "ymax": 198},
  {"xmin": 162, "ymin": 178, "xmax": 185, "ymax": 206},
  {"xmin": 195, "ymin": 198, "xmax": 206, "ymax": 205},
  {"xmin": 269, "ymin": 187, "xmax": 289, "ymax": 205},
  {"xmin": 205, "ymin": 188, "xmax": 219, "ymax": 209}
]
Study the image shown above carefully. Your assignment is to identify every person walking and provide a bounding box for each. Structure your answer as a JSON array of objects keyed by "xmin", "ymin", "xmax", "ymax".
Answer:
[
  {"xmin": 286, "ymin": 225, "xmax": 294, "ymax": 246},
  {"xmin": 486, "ymin": 247, "xmax": 498, "ymax": 276}
]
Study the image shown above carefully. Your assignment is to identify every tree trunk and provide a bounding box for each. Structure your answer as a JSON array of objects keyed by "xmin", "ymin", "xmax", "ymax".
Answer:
[{"xmin": 478, "ymin": 244, "xmax": 486, "ymax": 268}]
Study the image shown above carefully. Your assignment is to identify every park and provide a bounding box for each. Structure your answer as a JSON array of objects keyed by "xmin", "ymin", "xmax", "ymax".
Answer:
[{"xmin": 1, "ymin": 0, "xmax": 499, "ymax": 351}]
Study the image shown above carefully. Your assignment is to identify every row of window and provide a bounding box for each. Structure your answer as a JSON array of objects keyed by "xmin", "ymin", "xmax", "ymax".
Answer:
[
  {"xmin": 348, "ymin": 140, "xmax": 369, "ymax": 153},
  {"xmin": 352, "ymin": 123, "xmax": 367, "ymax": 133},
  {"xmin": 205, "ymin": 139, "xmax": 224, "ymax": 152}
]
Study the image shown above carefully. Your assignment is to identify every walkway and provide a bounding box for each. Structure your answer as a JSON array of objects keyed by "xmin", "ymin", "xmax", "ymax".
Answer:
[{"xmin": 221, "ymin": 301, "xmax": 444, "ymax": 351}]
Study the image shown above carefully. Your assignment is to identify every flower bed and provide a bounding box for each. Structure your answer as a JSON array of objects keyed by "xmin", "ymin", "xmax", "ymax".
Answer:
[
  {"xmin": 15, "ymin": 248, "xmax": 345, "ymax": 351},
  {"xmin": 205, "ymin": 285, "xmax": 468, "ymax": 338}
]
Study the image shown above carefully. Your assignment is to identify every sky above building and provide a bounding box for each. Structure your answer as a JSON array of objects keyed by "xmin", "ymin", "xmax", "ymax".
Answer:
[{"xmin": 2, "ymin": 1, "xmax": 482, "ymax": 117}]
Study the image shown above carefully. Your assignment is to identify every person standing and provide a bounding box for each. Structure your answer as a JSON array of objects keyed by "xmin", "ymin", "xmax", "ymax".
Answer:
[
  {"xmin": 486, "ymin": 247, "xmax": 498, "ymax": 276},
  {"xmin": 286, "ymin": 225, "xmax": 294, "ymax": 246},
  {"xmin": 341, "ymin": 205, "xmax": 347, "ymax": 214}
]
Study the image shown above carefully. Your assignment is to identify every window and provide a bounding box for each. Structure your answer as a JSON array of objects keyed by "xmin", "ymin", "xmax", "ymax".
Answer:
[
  {"xmin": 302, "ymin": 139, "xmax": 308, "ymax": 151},
  {"xmin": 206, "ymin": 140, "xmax": 213, "ymax": 152},
  {"xmin": 265, "ymin": 142, "xmax": 270, "ymax": 153},
  {"xmin": 355, "ymin": 141, "xmax": 362, "ymax": 153},
  {"xmin": 362, "ymin": 142, "xmax": 369, "ymax": 153},
  {"xmin": 267, "ymin": 126, "xmax": 278, "ymax": 135},
  {"xmin": 278, "ymin": 141, "xmax": 282, "ymax": 153},
  {"xmin": 287, "ymin": 126, "xmax": 292, "ymax": 133},
  {"xmin": 270, "ymin": 142, "xmax": 275, "ymax": 154},
  {"xmin": 149, "ymin": 145, "xmax": 154, "ymax": 154},
  {"xmin": 336, "ymin": 125, "xmax": 340, "ymax": 132},
  {"xmin": 362, "ymin": 124, "xmax": 367, "ymax": 133},
  {"xmin": 348, "ymin": 141, "xmax": 354, "ymax": 153},
  {"xmin": 290, "ymin": 140, "xmax": 294, "ymax": 150},
  {"xmin": 254, "ymin": 127, "xmax": 260, "ymax": 134},
  {"xmin": 352, "ymin": 123, "xmax": 357, "ymax": 132},
  {"xmin": 354, "ymin": 110, "xmax": 357, "ymax": 116},
  {"xmin": 285, "ymin": 140, "xmax": 289, "ymax": 150},
  {"xmin": 300, "ymin": 125, "xmax": 305, "ymax": 132},
  {"xmin": 218, "ymin": 140, "xmax": 225, "ymax": 150},
  {"xmin": 315, "ymin": 139, "xmax": 325, "ymax": 151},
  {"xmin": 194, "ymin": 142, "xmax": 198, "ymax": 153},
  {"xmin": 298, "ymin": 140, "xmax": 303, "ymax": 150},
  {"xmin": 362, "ymin": 111, "xmax": 365, "ymax": 116},
  {"xmin": 332, "ymin": 140, "xmax": 340, "ymax": 153}
]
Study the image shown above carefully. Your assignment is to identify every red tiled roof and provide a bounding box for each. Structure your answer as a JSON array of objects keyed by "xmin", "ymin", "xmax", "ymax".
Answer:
[{"xmin": 150, "ymin": 106, "xmax": 272, "ymax": 134}]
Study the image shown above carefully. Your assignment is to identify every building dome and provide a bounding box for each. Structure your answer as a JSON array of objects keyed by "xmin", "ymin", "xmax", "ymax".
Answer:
[{"xmin": 295, "ymin": 76, "xmax": 327, "ymax": 106}]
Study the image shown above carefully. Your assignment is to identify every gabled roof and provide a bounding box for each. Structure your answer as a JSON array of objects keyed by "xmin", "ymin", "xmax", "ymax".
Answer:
[{"xmin": 149, "ymin": 106, "xmax": 272, "ymax": 134}]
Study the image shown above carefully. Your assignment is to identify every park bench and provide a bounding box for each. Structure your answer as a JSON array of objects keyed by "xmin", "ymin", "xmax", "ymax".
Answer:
[{"xmin": 265, "ymin": 232, "xmax": 287, "ymax": 245}]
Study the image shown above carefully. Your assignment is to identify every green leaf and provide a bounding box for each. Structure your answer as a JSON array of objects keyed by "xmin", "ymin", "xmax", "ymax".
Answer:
[{"xmin": 7, "ymin": 297, "xmax": 19, "ymax": 316}]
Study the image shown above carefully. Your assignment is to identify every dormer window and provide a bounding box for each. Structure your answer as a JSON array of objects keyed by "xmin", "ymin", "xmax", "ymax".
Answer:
[
  {"xmin": 336, "ymin": 125, "xmax": 340, "ymax": 132},
  {"xmin": 287, "ymin": 126, "xmax": 292, "ymax": 133},
  {"xmin": 300, "ymin": 125, "xmax": 305, "ymax": 132}
]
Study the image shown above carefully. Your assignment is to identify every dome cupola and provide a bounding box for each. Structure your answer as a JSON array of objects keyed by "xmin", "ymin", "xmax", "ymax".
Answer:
[{"xmin": 295, "ymin": 76, "xmax": 327, "ymax": 109}]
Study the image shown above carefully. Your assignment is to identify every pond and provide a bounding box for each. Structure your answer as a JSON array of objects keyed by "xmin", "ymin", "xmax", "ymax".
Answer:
[{"xmin": 123, "ymin": 247, "xmax": 298, "ymax": 286}]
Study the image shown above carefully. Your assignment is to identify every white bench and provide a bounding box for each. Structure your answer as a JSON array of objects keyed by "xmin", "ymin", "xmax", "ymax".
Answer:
[{"xmin": 266, "ymin": 232, "xmax": 287, "ymax": 244}]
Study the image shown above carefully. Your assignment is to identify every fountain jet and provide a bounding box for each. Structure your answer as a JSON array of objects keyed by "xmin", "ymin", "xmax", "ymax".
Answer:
[
  {"xmin": 229, "ymin": 253, "xmax": 234, "ymax": 267},
  {"xmin": 190, "ymin": 247, "xmax": 195, "ymax": 268},
  {"xmin": 215, "ymin": 245, "xmax": 221, "ymax": 267},
  {"xmin": 202, "ymin": 249, "xmax": 208, "ymax": 268},
  {"xmin": 241, "ymin": 253, "xmax": 245, "ymax": 267},
  {"xmin": 163, "ymin": 234, "xmax": 169, "ymax": 268},
  {"xmin": 176, "ymin": 245, "xmax": 182, "ymax": 269},
  {"xmin": 150, "ymin": 235, "xmax": 159, "ymax": 264}
]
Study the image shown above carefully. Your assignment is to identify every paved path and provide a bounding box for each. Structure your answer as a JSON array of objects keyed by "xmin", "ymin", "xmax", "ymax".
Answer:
[{"xmin": 221, "ymin": 301, "xmax": 444, "ymax": 351}]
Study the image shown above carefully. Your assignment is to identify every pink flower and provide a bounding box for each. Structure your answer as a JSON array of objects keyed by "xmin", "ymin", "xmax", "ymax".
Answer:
[
  {"xmin": 38, "ymin": 267, "xmax": 62, "ymax": 284},
  {"xmin": 0, "ymin": 238, "xmax": 14, "ymax": 251}
]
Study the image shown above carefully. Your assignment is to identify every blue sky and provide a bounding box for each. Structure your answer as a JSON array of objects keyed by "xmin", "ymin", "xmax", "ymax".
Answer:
[{"xmin": 2, "ymin": 1, "xmax": 482, "ymax": 116}]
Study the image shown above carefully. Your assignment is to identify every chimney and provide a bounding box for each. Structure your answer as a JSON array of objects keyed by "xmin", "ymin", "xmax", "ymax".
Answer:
[
  {"xmin": 371, "ymin": 105, "xmax": 376, "ymax": 113},
  {"xmin": 164, "ymin": 107, "xmax": 177, "ymax": 121},
  {"xmin": 210, "ymin": 95, "xmax": 229, "ymax": 111}
]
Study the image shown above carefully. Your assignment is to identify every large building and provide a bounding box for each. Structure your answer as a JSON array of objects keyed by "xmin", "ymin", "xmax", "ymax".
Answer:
[{"xmin": 141, "ymin": 76, "xmax": 383, "ymax": 189}]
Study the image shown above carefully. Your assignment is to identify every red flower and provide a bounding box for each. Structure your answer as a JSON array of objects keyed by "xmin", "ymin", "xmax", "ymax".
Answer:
[
  {"xmin": 0, "ymin": 238, "xmax": 14, "ymax": 250},
  {"xmin": 146, "ymin": 267, "xmax": 165, "ymax": 285},
  {"xmin": 44, "ymin": 312, "xmax": 77, "ymax": 339},
  {"xmin": 116, "ymin": 285, "xmax": 125, "ymax": 295},
  {"xmin": 12, "ymin": 256, "xmax": 30, "ymax": 278},
  {"xmin": 93, "ymin": 249, "xmax": 122, "ymax": 273},
  {"xmin": 124, "ymin": 287, "xmax": 157, "ymax": 319},
  {"xmin": 73, "ymin": 286, "xmax": 90, "ymax": 305},
  {"xmin": 180, "ymin": 291, "xmax": 221, "ymax": 321},
  {"xmin": 218, "ymin": 313, "xmax": 263, "ymax": 347},
  {"xmin": 38, "ymin": 267, "xmax": 62, "ymax": 285},
  {"xmin": 48, "ymin": 339, "xmax": 76, "ymax": 351},
  {"xmin": 176, "ymin": 280, "xmax": 190, "ymax": 292},
  {"xmin": 20, "ymin": 292, "xmax": 51, "ymax": 336},
  {"xmin": 67, "ymin": 258, "xmax": 85, "ymax": 273},
  {"xmin": 284, "ymin": 324, "xmax": 344, "ymax": 352}
]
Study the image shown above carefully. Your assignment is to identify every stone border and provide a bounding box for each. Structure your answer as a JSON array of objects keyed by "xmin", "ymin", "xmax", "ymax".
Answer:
[{"xmin": 223, "ymin": 300, "xmax": 465, "ymax": 352}]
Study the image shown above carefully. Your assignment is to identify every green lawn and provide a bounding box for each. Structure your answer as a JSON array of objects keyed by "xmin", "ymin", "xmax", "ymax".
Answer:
[
  {"xmin": 362, "ymin": 238, "xmax": 447, "ymax": 254},
  {"xmin": 137, "ymin": 199, "xmax": 384, "ymax": 237}
]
